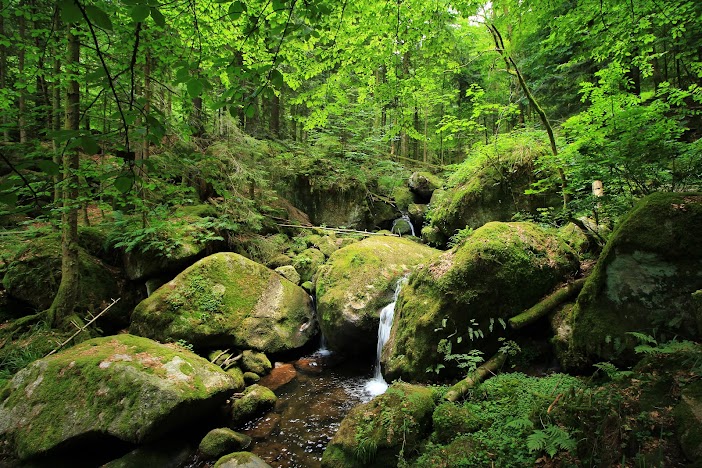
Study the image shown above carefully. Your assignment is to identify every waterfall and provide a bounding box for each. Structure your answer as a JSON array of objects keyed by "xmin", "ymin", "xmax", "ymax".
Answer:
[
  {"xmin": 391, "ymin": 213, "xmax": 416, "ymax": 237},
  {"xmin": 365, "ymin": 277, "xmax": 407, "ymax": 397}
]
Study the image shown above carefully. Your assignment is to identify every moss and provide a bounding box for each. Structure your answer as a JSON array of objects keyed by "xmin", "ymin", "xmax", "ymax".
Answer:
[
  {"xmin": 225, "ymin": 367, "xmax": 245, "ymax": 392},
  {"xmin": 230, "ymin": 384, "xmax": 277, "ymax": 424},
  {"xmin": 569, "ymin": 193, "xmax": 702, "ymax": 367},
  {"xmin": 383, "ymin": 222, "xmax": 578, "ymax": 381},
  {"xmin": 292, "ymin": 248, "xmax": 326, "ymax": 283},
  {"xmin": 0, "ymin": 334, "xmax": 236, "ymax": 460},
  {"xmin": 199, "ymin": 428, "xmax": 252, "ymax": 460},
  {"xmin": 130, "ymin": 252, "xmax": 316, "ymax": 353},
  {"xmin": 432, "ymin": 402, "xmax": 481, "ymax": 443},
  {"xmin": 241, "ymin": 351, "xmax": 271, "ymax": 376},
  {"xmin": 674, "ymin": 381, "xmax": 702, "ymax": 463},
  {"xmin": 214, "ymin": 451, "xmax": 271, "ymax": 467},
  {"xmin": 392, "ymin": 186, "xmax": 415, "ymax": 212},
  {"xmin": 322, "ymin": 382, "xmax": 434, "ymax": 467},
  {"xmin": 315, "ymin": 236, "xmax": 439, "ymax": 354},
  {"xmin": 243, "ymin": 372, "xmax": 260, "ymax": 385}
]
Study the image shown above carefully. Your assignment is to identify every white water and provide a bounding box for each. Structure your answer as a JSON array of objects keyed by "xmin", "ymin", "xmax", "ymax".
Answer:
[
  {"xmin": 391, "ymin": 214, "xmax": 416, "ymax": 237},
  {"xmin": 315, "ymin": 334, "xmax": 332, "ymax": 357},
  {"xmin": 365, "ymin": 277, "xmax": 407, "ymax": 397}
]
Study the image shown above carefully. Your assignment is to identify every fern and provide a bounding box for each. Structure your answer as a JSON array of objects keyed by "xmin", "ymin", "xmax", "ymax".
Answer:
[{"xmin": 527, "ymin": 424, "xmax": 576, "ymax": 458}]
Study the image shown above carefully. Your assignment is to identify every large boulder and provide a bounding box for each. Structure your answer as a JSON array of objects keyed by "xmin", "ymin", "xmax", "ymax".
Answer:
[
  {"xmin": 423, "ymin": 134, "xmax": 558, "ymax": 246},
  {"xmin": 1, "ymin": 234, "xmax": 139, "ymax": 326},
  {"xmin": 382, "ymin": 222, "xmax": 578, "ymax": 381},
  {"xmin": 674, "ymin": 381, "xmax": 702, "ymax": 464},
  {"xmin": 130, "ymin": 253, "xmax": 316, "ymax": 353},
  {"xmin": 562, "ymin": 193, "xmax": 702, "ymax": 368},
  {"xmin": 408, "ymin": 171, "xmax": 442, "ymax": 202},
  {"xmin": 0, "ymin": 334, "xmax": 238, "ymax": 460},
  {"xmin": 321, "ymin": 382, "xmax": 435, "ymax": 467},
  {"xmin": 315, "ymin": 236, "xmax": 439, "ymax": 355}
]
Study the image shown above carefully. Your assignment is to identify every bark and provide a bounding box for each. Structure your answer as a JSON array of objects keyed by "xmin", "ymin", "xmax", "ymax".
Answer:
[
  {"xmin": 0, "ymin": 14, "xmax": 8, "ymax": 142},
  {"xmin": 48, "ymin": 25, "xmax": 80, "ymax": 328},
  {"xmin": 18, "ymin": 7, "xmax": 27, "ymax": 143},
  {"xmin": 508, "ymin": 278, "xmax": 586, "ymax": 330},
  {"xmin": 52, "ymin": 15, "xmax": 62, "ymax": 203},
  {"xmin": 444, "ymin": 352, "xmax": 508, "ymax": 402}
]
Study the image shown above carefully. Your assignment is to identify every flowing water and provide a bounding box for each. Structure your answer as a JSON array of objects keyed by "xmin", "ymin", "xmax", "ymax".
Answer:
[{"xmin": 391, "ymin": 214, "xmax": 416, "ymax": 236}]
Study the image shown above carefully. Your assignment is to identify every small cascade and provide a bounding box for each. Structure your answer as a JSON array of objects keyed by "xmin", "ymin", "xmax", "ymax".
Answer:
[
  {"xmin": 315, "ymin": 334, "xmax": 332, "ymax": 357},
  {"xmin": 391, "ymin": 213, "xmax": 416, "ymax": 237},
  {"xmin": 365, "ymin": 277, "xmax": 407, "ymax": 397}
]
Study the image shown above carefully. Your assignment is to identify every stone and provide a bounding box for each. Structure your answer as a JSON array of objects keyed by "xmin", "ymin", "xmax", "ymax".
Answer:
[
  {"xmin": 230, "ymin": 384, "xmax": 277, "ymax": 425},
  {"xmin": 258, "ymin": 363, "xmax": 296, "ymax": 391},
  {"xmin": 241, "ymin": 350, "xmax": 272, "ymax": 376},
  {"xmin": 315, "ymin": 236, "xmax": 439, "ymax": 355},
  {"xmin": 0, "ymin": 334, "xmax": 238, "ymax": 460},
  {"xmin": 199, "ymin": 428, "xmax": 252, "ymax": 460},
  {"xmin": 243, "ymin": 372, "xmax": 260, "ymax": 385},
  {"xmin": 321, "ymin": 382, "xmax": 435, "ymax": 467},
  {"xmin": 382, "ymin": 222, "xmax": 578, "ymax": 381},
  {"xmin": 292, "ymin": 248, "xmax": 326, "ymax": 283},
  {"xmin": 214, "ymin": 452, "xmax": 272, "ymax": 468},
  {"xmin": 274, "ymin": 265, "xmax": 301, "ymax": 285},
  {"xmin": 674, "ymin": 381, "xmax": 702, "ymax": 463},
  {"xmin": 408, "ymin": 171, "xmax": 442, "ymax": 202},
  {"xmin": 129, "ymin": 252, "xmax": 317, "ymax": 354}
]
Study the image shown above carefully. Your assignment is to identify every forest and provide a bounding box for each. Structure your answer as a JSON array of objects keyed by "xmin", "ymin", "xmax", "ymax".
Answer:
[{"xmin": 0, "ymin": 0, "xmax": 701, "ymax": 466}]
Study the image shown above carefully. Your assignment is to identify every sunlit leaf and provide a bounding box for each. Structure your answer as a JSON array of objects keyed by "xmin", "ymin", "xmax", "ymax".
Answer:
[{"xmin": 85, "ymin": 5, "xmax": 113, "ymax": 30}]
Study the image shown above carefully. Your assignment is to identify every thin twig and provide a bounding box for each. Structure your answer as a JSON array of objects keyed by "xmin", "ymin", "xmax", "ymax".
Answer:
[{"xmin": 46, "ymin": 298, "xmax": 121, "ymax": 357}]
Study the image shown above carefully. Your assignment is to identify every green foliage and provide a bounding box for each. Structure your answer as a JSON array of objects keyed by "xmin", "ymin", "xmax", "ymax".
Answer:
[{"xmin": 526, "ymin": 424, "xmax": 576, "ymax": 458}]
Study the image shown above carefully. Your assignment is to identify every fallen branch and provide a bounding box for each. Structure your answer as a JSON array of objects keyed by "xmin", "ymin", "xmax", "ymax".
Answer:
[
  {"xmin": 444, "ymin": 351, "xmax": 508, "ymax": 402},
  {"xmin": 276, "ymin": 223, "xmax": 398, "ymax": 237},
  {"xmin": 46, "ymin": 298, "xmax": 121, "ymax": 357},
  {"xmin": 508, "ymin": 278, "xmax": 586, "ymax": 330}
]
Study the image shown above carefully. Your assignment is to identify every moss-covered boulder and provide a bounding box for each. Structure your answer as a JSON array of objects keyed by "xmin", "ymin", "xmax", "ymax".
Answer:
[
  {"xmin": 0, "ymin": 334, "xmax": 237, "ymax": 460},
  {"xmin": 214, "ymin": 451, "xmax": 272, "ymax": 468},
  {"xmin": 1, "ymin": 234, "xmax": 138, "ymax": 326},
  {"xmin": 408, "ymin": 171, "xmax": 442, "ymax": 202},
  {"xmin": 423, "ymin": 133, "xmax": 558, "ymax": 246},
  {"xmin": 129, "ymin": 253, "xmax": 316, "ymax": 353},
  {"xmin": 199, "ymin": 428, "xmax": 252, "ymax": 460},
  {"xmin": 432, "ymin": 402, "xmax": 480, "ymax": 443},
  {"xmin": 230, "ymin": 384, "xmax": 277, "ymax": 424},
  {"xmin": 241, "ymin": 350, "xmax": 272, "ymax": 376},
  {"xmin": 674, "ymin": 381, "xmax": 702, "ymax": 464},
  {"xmin": 274, "ymin": 265, "xmax": 300, "ymax": 285},
  {"xmin": 382, "ymin": 222, "xmax": 578, "ymax": 381},
  {"xmin": 321, "ymin": 382, "xmax": 435, "ymax": 467},
  {"xmin": 315, "ymin": 236, "xmax": 439, "ymax": 355},
  {"xmin": 565, "ymin": 193, "xmax": 702, "ymax": 367},
  {"xmin": 292, "ymin": 248, "xmax": 326, "ymax": 283}
]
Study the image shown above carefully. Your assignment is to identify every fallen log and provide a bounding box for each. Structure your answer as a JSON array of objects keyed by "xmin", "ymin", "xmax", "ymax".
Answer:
[
  {"xmin": 508, "ymin": 278, "xmax": 586, "ymax": 330},
  {"xmin": 444, "ymin": 351, "xmax": 508, "ymax": 402}
]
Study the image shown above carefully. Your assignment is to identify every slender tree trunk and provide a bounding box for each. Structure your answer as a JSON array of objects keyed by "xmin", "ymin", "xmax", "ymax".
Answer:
[
  {"xmin": 0, "ymin": 14, "xmax": 8, "ymax": 142},
  {"xmin": 48, "ymin": 25, "xmax": 81, "ymax": 328},
  {"xmin": 270, "ymin": 93, "xmax": 280, "ymax": 137},
  {"xmin": 18, "ymin": 7, "xmax": 27, "ymax": 143},
  {"xmin": 52, "ymin": 13, "xmax": 62, "ymax": 203}
]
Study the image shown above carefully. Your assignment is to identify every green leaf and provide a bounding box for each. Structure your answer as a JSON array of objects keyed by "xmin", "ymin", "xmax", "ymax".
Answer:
[
  {"xmin": 150, "ymin": 7, "xmax": 165, "ymax": 26},
  {"xmin": 59, "ymin": 0, "xmax": 82, "ymax": 23},
  {"xmin": 85, "ymin": 5, "xmax": 113, "ymax": 30},
  {"xmin": 0, "ymin": 192, "xmax": 18, "ymax": 207},
  {"xmin": 272, "ymin": 0, "xmax": 285, "ymax": 11},
  {"xmin": 80, "ymin": 136, "xmax": 100, "ymax": 155},
  {"xmin": 228, "ymin": 1, "xmax": 246, "ymax": 20},
  {"xmin": 114, "ymin": 175, "xmax": 134, "ymax": 194},
  {"xmin": 270, "ymin": 69, "xmax": 284, "ymax": 88},
  {"xmin": 187, "ymin": 79, "xmax": 204, "ymax": 98},
  {"xmin": 131, "ymin": 5, "xmax": 151, "ymax": 22},
  {"xmin": 36, "ymin": 160, "xmax": 61, "ymax": 176},
  {"xmin": 244, "ymin": 103, "xmax": 256, "ymax": 118}
]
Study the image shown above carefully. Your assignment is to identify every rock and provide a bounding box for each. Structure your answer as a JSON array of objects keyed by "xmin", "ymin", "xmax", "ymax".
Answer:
[
  {"xmin": 102, "ymin": 439, "xmax": 193, "ymax": 468},
  {"xmin": 423, "ymin": 137, "xmax": 557, "ymax": 246},
  {"xmin": 408, "ymin": 203, "xmax": 428, "ymax": 227},
  {"xmin": 242, "ymin": 413, "xmax": 281, "ymax": 439},
  {"xmin": 226, "ymin": 367, "xmax": 246, "ymax": 392},
  {"xmin": 292, "ymin": 248, "xmax": 326, "ymax": 283},
  {"xmin": 301, "ymin": 281, "xmax": 314, "ymax": 294},
  {"xmin": 0, "ymin": 334, "xmax": 238, "ymax": 460},
  {"xmin": 315, "ymin": 236, "xmax": 439, "ymax": 355},
  {"xmin": 231, "ymin": 384, "xmax": 277, "ymax": 425},
  {"xmin": 258, "ymin": 363, "xmax": 296, "ymax": 391},
  {"xmin": 390, "ymin": 217, "xmax": 414, "ymax": 236},
  {"xmin": 241, "ymin": 350, "xmax": 272, "ymax": 376},
  {"xmin": 1, "ymin": 234, "xmax": 138, "ymax": 326},
  {"xmin": 565, "ymin": 193, "xmax": 702, "ymax": 367},
  {"xmin": 243, "ymin": 372, "xmax": 260, "ymax": 385},
  {"xmin": 382, "ymin": 222, "xmax": 578, "ymax": 381},
  {"xmin": 214, "ymin": 452, "xmax": 272, "ymax": 468},
  {"xmin": 674, "ymin": 381, "xmax": 702, "ymax": 463},
  {"xmin": 274, "ymin": 265, "xmax": 300, "ymax": 285},
  {"xmin": 432, "ymin": 402, "xmax": 480, "ymax": 443},
  {"xmin": 129, "ymin": 252, "xmax": 317, "ymax": 354},
  {"xmin": 294, "ymin": 357, "xmax": 324, "ymax": 374},
  {"xmin": 304, "ymin": 234, "xmax": 339, "ymax": 258},
  {"xmin": 392, "ymin": 186, "xmax": 415, "ymax": 212},
  {"xmin": 321, "ymin": 382, "xmax": 435, "ymax": 467},
  {"xmin": 408, "ymin": 171, "xmax": 442, "ymax": 202},
  {"xmin": 199, "ymin": 428, "xmax": 252, "ymax": 460},
  {"xmin": 266, "ymin": 254, "xmax": 293, "ymax": 269}
]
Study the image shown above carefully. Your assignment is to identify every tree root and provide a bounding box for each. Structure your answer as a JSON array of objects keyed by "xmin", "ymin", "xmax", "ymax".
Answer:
[{"xmin": 508, "ymin": 278, "xmax": 586, "ymax": 330}]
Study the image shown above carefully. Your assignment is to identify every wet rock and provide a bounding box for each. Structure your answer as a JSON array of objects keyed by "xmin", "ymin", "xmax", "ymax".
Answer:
[
  {"xmin": 274, "ymin": 265, "xmax": 301, "ymax": 285},
  {"xmin": 408, "ymin": 171, "xmax": 442, "ymax": 202},
  {"xmin": 130, "ymin": 252, "xmax": 317, "ymax": 354},
  {"xmin": 231, "ymin": 385, "xmax": 277, "ymax": 425},
  {"xmin": 0, "ymin": 334, "xmax": 238, "ymax": 460},
  {"xmin": 199, "ymin": 428, "xmax": 252, "ymax": 460},
  {"xmin": 102, "ymin": 439, "xmax": 193, "ymax": 468},
  {"xmin": 259, "ymin": 363, "xmax": 297, "ymax": 391},
  {"xmin": 243, "ymin": 413, "xmax": 282, "ymax": 440},
  {"xmin": 243, "ymin": 372, "xmax": 260, "ymax": 385},
  {"xmin": 316, "ymin": 236, "xmax": 439, "ymax": 355},
  {"xmin": 292, "ymin": 248, "xmax": 326, "ymax": 283},
  {"xmin": 242, "ymin": 350, "xmax": 272, "ymax": 376},
  {"xmin": 294, "ymin": 357, "xmax": 324, "ymax": 375},
  {"xmin": 214, "ymin": 451, "xmax": 272, "ymax": 468},
  {"xmin": 226, "ymin": 367, "xmax": 246, "ymax": 392}
]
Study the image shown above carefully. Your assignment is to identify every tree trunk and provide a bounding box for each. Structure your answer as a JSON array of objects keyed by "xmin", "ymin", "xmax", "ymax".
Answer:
[
  {"xmin": 0, "ymin": 14, "xmax": 8, "ymax": 143},
  {"xmin": 508, "ymin": 278, "xmax": 586, "ymax": 330},
  {"xmin": 18, "ymin": 7, "xmax": 27, "ymax": 143},
  {"xmin": 444, "ymin": 352, "xmax": 508, "ymax": 402},
  {"xmin": 48, "ymin": 25, "xmax": 81, "ymax": 328}
]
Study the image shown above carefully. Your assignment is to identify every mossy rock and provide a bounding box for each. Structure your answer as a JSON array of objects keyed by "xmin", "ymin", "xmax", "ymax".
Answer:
[
  {"xmin": 304, "ymin": 234, "xmax": 339, "ymax": 258},
  {"xmin": 274, "ymin": 265, "xmax": 301, "ymax": 285},
  {"xmin": 408, "ymin": 203, "xmax": 428, "ymax": 228},
  {"xmin": 243, "ymin": 372, "xmax": 260, "ymax": 385},
  {"xmin": 1, "ymin": 233, "xmax": 138, "ymax": 326},
  {"xmin": 214, "ymin": 451, "xmax": 272, "ymax": 468},
  {"xmin": 0, "ymin": 334, "xmax": 238, "ymax": 460},
  {"xmin": 674, "ymin": 381, "xmax": 702, "ymax": 463},
  {"xmin": 130, "ymin": 252, "xmax": 316, "ymax": 354},
  {"xmin": 567, "ymin": 193, "xmax": 702, "ymax": 368},
  {"xmin": 292, "ymin": 248, "xmax": 326, "ymax": 283},
  {"xmin": 315, "ymin": 236, "xmax": 439, "ymax": 355},
  {"xmin": 230, "ymin": 384, "xmax": 277, "ymax": 424},
  {"xmin": 241, "ymin": 350, "xmax": 272, "ymax": 376},
  {"xmin": 199, "ymin": 428, "xmax": 252, "ymax": 460},
  {"xmin": 392, "ymin": 186, "xmax": 415, "ymax": 212},
  {"xmin": 432, "ymin": 402, "xmax": 480, "ymax": 443},
  {"xmin": 321, "ymin": 382, "xmax": 435, "ymax": 467},
  {"xmin": 226, "ymin": 367, "xmax": 246, "ymax": 392},
  {"xmin": 408, "ymin": 171, "xmax": 442, "ymax": 202},
  {"xmin": 390, "ymin": 217, "xmax": 414, "ymax": 236},
  {"xmin": 382, "ymin": 221, "xmax": 578, "ymax": 381}
]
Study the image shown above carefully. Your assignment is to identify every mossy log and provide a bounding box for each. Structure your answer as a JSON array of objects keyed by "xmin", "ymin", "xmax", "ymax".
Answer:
[
  {"xmin": 444, "ymin": 352, "xmax": 508, "ymax": 402},
  {"xmin": 508, "ymin": 278, "xmax": 586, "ymax": 330}
]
